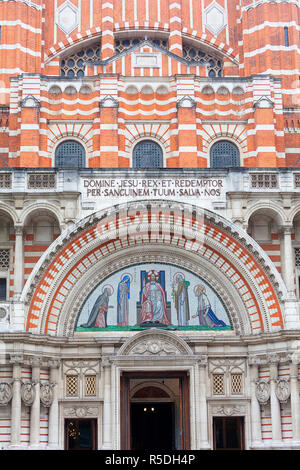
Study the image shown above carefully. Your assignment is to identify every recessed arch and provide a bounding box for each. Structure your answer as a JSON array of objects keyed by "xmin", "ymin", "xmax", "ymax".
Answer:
[
  {"xmin": 132, "ymin": 139, "xmax": 164, "ymax": 168},
  {"xmin": 22, "ymin": 201, "xmax": 286, "ymax": 337},
  {"xmin": 55, "ymin": 139, "xmax": 86, "ymax": 168},
  {"xmin": 210, "ymin": 140, "xmax": 240, "ymax": 168}
]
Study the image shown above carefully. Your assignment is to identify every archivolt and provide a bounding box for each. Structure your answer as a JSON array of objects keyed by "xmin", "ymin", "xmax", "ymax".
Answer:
[{"xmin": 22, "ymin": 200, "xmax": 286, "ymax": 337}]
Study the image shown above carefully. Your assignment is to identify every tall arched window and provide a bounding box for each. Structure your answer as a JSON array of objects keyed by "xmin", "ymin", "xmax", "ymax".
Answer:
[
  {"xmin": 55, "ymin": 140, "xmax": 86, "ymax": 168},
  {"xmin": 210, "ymin": 141, "xmax": 240, "ymax": 168},
  {"xmin": 133, "ymin": 140, "xmax": 163, "ymax": 168}
]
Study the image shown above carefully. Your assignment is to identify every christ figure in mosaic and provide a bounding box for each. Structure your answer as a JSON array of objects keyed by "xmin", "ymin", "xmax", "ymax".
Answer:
[{"xmin": 140, "ymin": 270, "xmax": 170, "ymax": 325}]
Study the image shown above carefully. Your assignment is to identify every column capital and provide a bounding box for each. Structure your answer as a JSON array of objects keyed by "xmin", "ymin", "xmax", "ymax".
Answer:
[
  {"xmin": 48, "ymin": 359, "xmax": 61, "ymax": 369},
  {"xmin": 14, "ymin": 224, "xmax": 24, "ymax": 236},
  {"xmin": 101, "ymin": 357, "xmax": 111, "ymax": 368},
  {"xmin": 30, "ymin": 357, "xmax": 42, "ymax": 367},
  {"xmin": 278, "ymin": 224, "xmax": 293, "ymax": 236},
  {"xmin": 9, "ymin": 354, "xmax": 24, "ymax": 365},
  {"xmin": 197, "ymin": 355, "xmax": 208, "ymax": 366}
]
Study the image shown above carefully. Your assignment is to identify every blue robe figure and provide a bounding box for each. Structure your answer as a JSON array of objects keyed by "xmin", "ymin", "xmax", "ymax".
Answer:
[
  {"xmin": 193, "ymin": 285, "xmax": 227, "ymax": 327},
  {"xmin": 117, "ymin": 275, "xmax": 130, "ymax": 326}
]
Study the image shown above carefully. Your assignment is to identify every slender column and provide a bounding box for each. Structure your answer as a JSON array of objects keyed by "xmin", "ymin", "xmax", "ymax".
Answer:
[
  {"xmin": 249, "ymin": 359, "xmax": 263, "ymax": 448},
  {"xmin": 290, "ymin": 362, "xmax": 300, "ymax": 446},
  {"xmin": 14, "ymin": 225, "xmax": 24, "ymax": 299},
  {"xmin": 198, "ymin": 357, "xmax": 210, "ymax": 449},
  {"xmin": 102, "ymin": 358, "xmax": 112, "ymax": 450},
  {"xmin": 269, "ymin": 359, "xmax": 282, "ymax": 447},
  {"xmin": 10, "ymin": 355, "xmax": 23, "ymax": 447},
  {"xmin": 48, "ymin": 360, "xmax": 60, "ymax": 449},
  {"xmin": 29, "ymin": 358, "xmax": 40, "ymax": 447},
  {"xmin": 279, "ymin": 225, "xmax": 295, "ymax": 295}
]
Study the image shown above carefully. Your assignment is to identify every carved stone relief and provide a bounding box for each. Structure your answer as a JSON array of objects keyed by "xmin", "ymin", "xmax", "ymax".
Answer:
[
  {"xmin": 0, "ymin": 382, "xmax": 12, "ymax": 406},
  {"xmin": 255, "ymin": 379, "xmax": 270, "ymax": 404},
  {"xmin": 40, "ymin": 383, "xmax": 54, "ymax": 407},
  {"xmin": 212, "ymin": 405, "xmax": 246, "ymax": 416},
  {"xmin": 64, "ymin": 406, "xmax": 99, "ymax": 418},
  {"xmin": 21, "ymin": 382, "xmax": 36, "ymax": 406},
  {"xmin": 275, "ymin": 378, "xmax": 290, "ymax": 404}
]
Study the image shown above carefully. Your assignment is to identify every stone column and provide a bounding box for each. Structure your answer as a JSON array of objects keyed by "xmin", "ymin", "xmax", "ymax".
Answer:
[
  {"xmin": 10, "ymin": 355, "xmax": 23, "ymax": 447},
  {"xmin": 249, "ymin": 359, "xmax": 263, "ymax": 448},
  {"xmin": 198, "ymin": 357, "xmax": 210, "ymax": 449},
  {"xmin": 101, "ymin": 358, "xmax": 112, "ymax": 450},
  {"xmin": 290, "ymin": 361, "xmax": 300, "ymax": 446},
  {"xmin": 269, "ymin": 358, "xmax": 282, "ymax": 447},
  {"xmin": 48, "ymin": 360, "xmax": 60, "ymax": 449},
  {"xmin": 14, "ymin": 225, "xmax": 24, "ymax": 299},
  {"xmin": 279, "ymin": 225, "xmax": 295, "ymax": 295},
  {"xmin": 29, "ymin": 358, "xmax": 40, "ymax": 447}
]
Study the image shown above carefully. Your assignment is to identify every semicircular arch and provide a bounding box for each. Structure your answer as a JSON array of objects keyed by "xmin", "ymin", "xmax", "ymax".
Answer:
[{"xmin": 22, "ymin": 201, "xmax": 286, "ymax": 337}]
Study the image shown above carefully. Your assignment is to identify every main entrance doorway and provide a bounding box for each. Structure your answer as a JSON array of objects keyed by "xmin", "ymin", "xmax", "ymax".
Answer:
[
  {"xmin": 131, "ymin": 402, "xmax": 175, "ymax": 450},
  {"xmin": 120, "ymin": 371, "xmax": 190, "ymax": 450}
]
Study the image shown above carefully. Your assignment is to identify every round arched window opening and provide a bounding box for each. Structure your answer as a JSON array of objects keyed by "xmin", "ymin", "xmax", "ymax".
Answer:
[
  {"xmin": 55, "ymin": 140, "xmax": 86, "ymax": 168},
  {"xmin": 133, "ymin": 140, "xmax": 163, "ymax": 169},
  {"xmin": 210, "ymin": 140, "xmax": 240, "ymax": 168}
]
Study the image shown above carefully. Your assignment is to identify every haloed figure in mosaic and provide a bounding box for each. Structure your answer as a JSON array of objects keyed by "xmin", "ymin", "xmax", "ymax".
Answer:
[
  {"xmin": 140, "ymin": 270, "xmax": 170, "ymax": 326},
  {"xmin": 80, "ymin": 286, "xmax": 113, "ymax": 329},
  {"xmin": 193, "ymin": 284, "xmax": 227, "ymax": 328},
  {"xmin": 117, "ymin": 274, "xmax": 131, "ymax": 326},
  {"xmin": 173, "ymin": 273, "xmax": 190, "ymax": 326}
]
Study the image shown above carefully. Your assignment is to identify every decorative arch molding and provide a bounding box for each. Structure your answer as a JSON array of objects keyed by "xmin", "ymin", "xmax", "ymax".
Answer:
[
  {"xmin": 47, "ymin": 123, "xmax": 94, "ymax": 159},
  {"xmin": 44, "ymin": 25, "xmax": 238, "ymax": 68},
  {"xmin": 130, "ymin": 381, "xmax": 175, "ymax": 400},
  {"xmin": 0, "ymin": 203, "xmax": 19, "ymax": 226},
  {"xmin": 22, "ymin": 200, "xmax": 286, "ymax": 337},
  {"xmin": 202, "ymin": 125, "xmax": 248, "ymax": 156},
  {"xmin": 118, "ymin": 329, "xmax": 193, "ymax": 356},
  {"xmin": 244, "ymin": 201, "xmax": 286, "ymax": 227},
  {"xmin": 20, "ymin": 202, "xmax": 65, "ymax": 229}
]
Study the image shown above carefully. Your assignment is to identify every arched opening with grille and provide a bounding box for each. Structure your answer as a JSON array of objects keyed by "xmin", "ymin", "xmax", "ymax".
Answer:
[
  {"xmin": 210, "ymin": 141, "xmax": 240, "ymax": 168},
  {"xmin": 133, "ymin": 140, "xmax": 163, "ymax": 168},
  {"xmin": 55, "ymin": 140, "xmax": 86, "ymax": 168}
]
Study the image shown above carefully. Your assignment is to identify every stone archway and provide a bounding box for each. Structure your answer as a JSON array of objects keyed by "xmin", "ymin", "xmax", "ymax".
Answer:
[{"xmin": 22, "ymin": 200, "xmax": 287, "ymax": 336}]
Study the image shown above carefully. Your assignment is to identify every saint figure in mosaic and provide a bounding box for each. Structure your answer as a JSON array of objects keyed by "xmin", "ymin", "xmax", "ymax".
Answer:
[
  {"xmin": 80, "ymin": 286, "xmax": 113, "ymax": 328},
  {"xmin": 173, "ymin": 273, "xmax": 190, "ymax": 326},
  {"xmin": 117, "ymin": 274, "xmax": 131, "ymax": 326},
  {"xmin": 193, "ymin": 285, "xmax": 227, "ymax": 327}
]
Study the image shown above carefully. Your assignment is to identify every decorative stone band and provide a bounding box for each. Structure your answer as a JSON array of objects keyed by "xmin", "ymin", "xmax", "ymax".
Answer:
[
  {"xmin": 255, "ymin": 378, "xmax": 270, "ymax": 404},
  {"xmin": 21, "ymin": 381, "xmax": 36, "ymax": 406},
  {"xmin": 23, "ymin": 202, "xmax": 285, "ymax": 336},
  {"xmin": 0, "ymin": 382, "xmax": 13, "ymax": 406}
]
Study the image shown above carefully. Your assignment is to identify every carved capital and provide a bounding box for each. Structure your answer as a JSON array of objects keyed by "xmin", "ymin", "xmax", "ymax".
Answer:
[
  {"xmin": 197, "ymin": 355, "xmax": 208, "ymax": 367},
  {"xmin": 9, "ymin": 354, "xmax": 24, "ymax": 365},
  {"xmin": 48, "ymin": 359, "xmax": 61, "ymax": 369}
]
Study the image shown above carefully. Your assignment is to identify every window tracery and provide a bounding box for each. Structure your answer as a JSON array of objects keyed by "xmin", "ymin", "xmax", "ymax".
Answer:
[
  {"xmin": 60, "ymin": 43, "xmax": 101, "ymax": 77},
  {"xmin": 182, "ymin": 45, "xmax": 223, "ymax": 77}
]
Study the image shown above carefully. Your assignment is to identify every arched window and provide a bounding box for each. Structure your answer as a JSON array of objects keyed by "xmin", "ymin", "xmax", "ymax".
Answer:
[
  {"xmin": 55, "ymin": 140, "xmax": 86, "ymax": 168},
  {"xmin": 133, "ymin": 140, "xmax": 163, "ymax": 168},
  {"xmin": 210, "ymin": 141, "xmax": 240, "ymax": 168}
]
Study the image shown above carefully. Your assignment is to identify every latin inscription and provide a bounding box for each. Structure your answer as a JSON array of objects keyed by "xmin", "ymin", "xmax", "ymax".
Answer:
[{"xmin": 82, "ymin": 178, "xmax": 224, "ymax": 199}]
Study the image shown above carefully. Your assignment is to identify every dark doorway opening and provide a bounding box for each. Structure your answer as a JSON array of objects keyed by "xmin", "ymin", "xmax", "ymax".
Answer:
[
  {"xmin": 213, "ymin": 417, "xmax": 245, "ymax": 450},
  {"xmin": 131, "ymin": 402, "xmax": 175, "ymax": 450},
  {"xmin": 65, "ymin": 418, "xmax": 97, "ymax": 450}
]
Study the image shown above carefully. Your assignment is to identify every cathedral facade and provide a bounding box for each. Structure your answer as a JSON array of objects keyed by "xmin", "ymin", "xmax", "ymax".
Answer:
[{"xmin": 0, "ymin": 0, "xmax": 299, "ymax": 450}]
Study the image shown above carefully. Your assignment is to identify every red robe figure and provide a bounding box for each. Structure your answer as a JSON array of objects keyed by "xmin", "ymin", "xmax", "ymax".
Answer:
[{"xmin": 140, "ymin": 271, "xmax": 170, "ymax": 325}]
